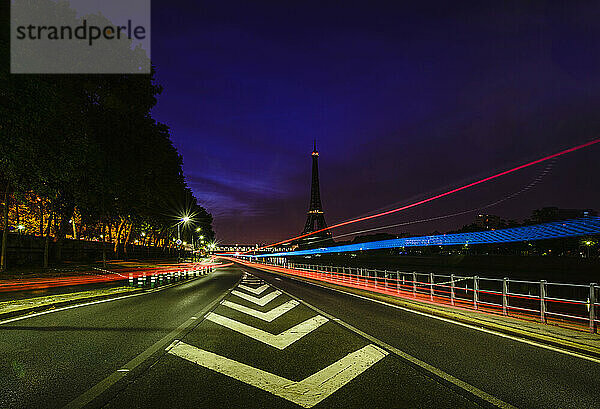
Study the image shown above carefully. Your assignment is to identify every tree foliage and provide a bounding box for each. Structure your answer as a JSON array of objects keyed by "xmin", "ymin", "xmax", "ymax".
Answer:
[{"xmin": 0, "ymin": 2, "xmax": 214, "ymax": 268}]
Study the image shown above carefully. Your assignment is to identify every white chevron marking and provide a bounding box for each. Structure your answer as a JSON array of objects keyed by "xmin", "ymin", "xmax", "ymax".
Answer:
[
  {"xmin": 238, "ymin": 283, "xmax": 269, "ymax": 295},
  {"xmin": 206, "ymin": 313, "xmax": 328, "ymax": 349},
  {"xmin": 231, "ymin": 290, "xmax": 281, "ymax": 306},
  {"xmin": 221, "ymin": 299, "xmax": 299, "ymax": 322},
  {"xmin": 169, "ymin": 342, "xmax": 387, "ymax": 408}
]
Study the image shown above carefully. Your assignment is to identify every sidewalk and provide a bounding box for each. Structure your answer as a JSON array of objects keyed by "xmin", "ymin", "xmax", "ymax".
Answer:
[
  {"xmin": 249, "ymin": 263, "xmax": 600, "ymax": 359},
  {"xmin": 0, "ymin": 287, "xmax": 141, "ymax": 320}
]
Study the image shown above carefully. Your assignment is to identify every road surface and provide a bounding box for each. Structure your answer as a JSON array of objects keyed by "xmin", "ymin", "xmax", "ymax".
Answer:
[{"xmin": 1, "ymin": 262, "xmax": 598, "ymax": 408}]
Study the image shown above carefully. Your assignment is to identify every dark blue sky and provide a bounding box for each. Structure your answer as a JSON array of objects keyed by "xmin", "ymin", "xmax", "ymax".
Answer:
[{"xmin": 150, "ymin": 1, "xmax": 600, "ymax": 243}]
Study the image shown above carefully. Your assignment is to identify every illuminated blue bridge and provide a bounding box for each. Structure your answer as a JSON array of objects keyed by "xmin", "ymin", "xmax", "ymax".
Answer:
[{"xmin": 247, "ymin": 217, "xmax": 600, "ymax": 258}]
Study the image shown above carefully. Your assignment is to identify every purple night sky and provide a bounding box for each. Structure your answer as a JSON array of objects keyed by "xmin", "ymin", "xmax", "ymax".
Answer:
[{"xmin": 150, "ymin": 1, "xmax": 600, "ymax": 244}]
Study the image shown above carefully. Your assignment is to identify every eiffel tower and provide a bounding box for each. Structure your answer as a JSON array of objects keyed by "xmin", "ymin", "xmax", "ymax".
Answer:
[{"xmin": 298, "ymin": 141, "xmax": 333, "ymax": 249}]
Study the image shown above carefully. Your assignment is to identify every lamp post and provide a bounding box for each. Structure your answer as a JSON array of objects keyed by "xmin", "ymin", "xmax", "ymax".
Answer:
[
  {"xmin": 192, "ymin": 227, "xmax": 202, "ymax": 261},
  {"xmin": 177, "ymin": 216, "xmax": 191, "ymax": 263}
]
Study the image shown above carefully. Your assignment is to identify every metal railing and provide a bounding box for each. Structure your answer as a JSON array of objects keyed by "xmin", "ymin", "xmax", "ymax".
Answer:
[
  {"xmin": 127, "ymin": 265, "xmax": 213, "ymax": 288},
  {"xmin": 252, "ymin": 258, "xmax": 598, "ymax": 334}
]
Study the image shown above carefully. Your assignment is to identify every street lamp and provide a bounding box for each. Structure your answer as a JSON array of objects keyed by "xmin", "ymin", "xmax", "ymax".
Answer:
[
  {"xmin": 177, "ymin": 216, "xmax": 191, "ymax": 263},
  {"xmin": 582, "ymin": 239, "xmax": 595, "ymax": 258}
]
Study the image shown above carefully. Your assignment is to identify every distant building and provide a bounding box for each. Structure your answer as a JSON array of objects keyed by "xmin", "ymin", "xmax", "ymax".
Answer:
[
  {"xmin": 475, "ymin": 214, "xmax": 501, "ymax": 230},
  {"xmin": 532, "ymin": 207, "xmax": 597, "ymax": 224}
]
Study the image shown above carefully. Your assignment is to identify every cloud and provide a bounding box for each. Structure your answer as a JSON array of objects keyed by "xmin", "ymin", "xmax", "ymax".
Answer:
[{"xmin": 186, "ymin": 170, "xmax": 289, "ymax": 218}]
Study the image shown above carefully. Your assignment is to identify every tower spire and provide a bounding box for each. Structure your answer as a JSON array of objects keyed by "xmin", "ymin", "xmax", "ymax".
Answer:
[{"xmin": 299, "ymin": 142, "xmax": 332, "ymax": 248}]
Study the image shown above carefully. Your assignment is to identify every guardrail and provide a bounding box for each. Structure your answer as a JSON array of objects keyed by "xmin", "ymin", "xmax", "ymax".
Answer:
[
  {"xmin": 127, "ymin": 265, "xmax": 214, "ymax": 288},
  {"xmin": 249, "ymin": 258, "xmax": 598, "ymax": 334}
]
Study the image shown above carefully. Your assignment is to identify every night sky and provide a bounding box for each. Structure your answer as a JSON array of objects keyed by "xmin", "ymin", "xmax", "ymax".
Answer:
[{"xmin": 150, "ymin": 1, "xmax": 600, "ymax": 244}]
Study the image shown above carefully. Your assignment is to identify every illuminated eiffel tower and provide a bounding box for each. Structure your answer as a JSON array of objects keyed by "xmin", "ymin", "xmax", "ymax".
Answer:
[{"xmin": 298, "ymin": 141, "xmax": 333, "ymax": 249}]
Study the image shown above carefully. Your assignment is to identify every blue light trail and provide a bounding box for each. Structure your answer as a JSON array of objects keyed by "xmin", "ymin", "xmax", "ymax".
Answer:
[{"xmin": 245, "ymin": 217, "xmax": 600, "ymax": 258}]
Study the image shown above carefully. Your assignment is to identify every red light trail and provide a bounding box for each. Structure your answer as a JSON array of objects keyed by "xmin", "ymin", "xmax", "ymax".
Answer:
[
  {"xmin": 249, "ymin": 138, "xmax": 600, "ymax": 253},
  {"xmin": 0, "ymin": 261, "xmax": 227, "ymax": 293}
]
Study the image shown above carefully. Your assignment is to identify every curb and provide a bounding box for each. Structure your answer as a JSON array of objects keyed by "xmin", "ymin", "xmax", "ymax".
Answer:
[
  {"xmin": 0, "ymin": 274, "xmax": 209, "ymax": 321},
  {"xmin": 246, "ymin": 263, "xmax": 600, "ymax": 360}
]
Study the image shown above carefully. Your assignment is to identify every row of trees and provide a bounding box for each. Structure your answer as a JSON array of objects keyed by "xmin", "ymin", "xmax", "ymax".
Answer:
[{"xmin": 0, "ymin": 5, "xmax": 214, "ymax": 270}]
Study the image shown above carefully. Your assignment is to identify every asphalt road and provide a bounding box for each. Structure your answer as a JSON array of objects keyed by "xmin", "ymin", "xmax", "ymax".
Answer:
[
  {"xmin": 0, "ymin": 269, "xmax": 240, "ymax": 409},
  {"xmin": 1, "ymin": 262, "xmax": 599, "ymax": 408}
]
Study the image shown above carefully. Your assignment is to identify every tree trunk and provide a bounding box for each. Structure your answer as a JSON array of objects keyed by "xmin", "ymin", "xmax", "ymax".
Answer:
[
  {"xmin": 55, "ymin": 204, "xmax": 75, "ymax": 263},
  {"xmin": 15, "ymin": 197, "xmax": 19, "ymax": 235},
  {"xmin": 39, "ymin": 201, "xmax": 44, "ymax": 236},
  {"xmin": 101, "ymin": 216, "xmax": 107, "ymax": 268},
  {"xmin": 123, "ymin": 221, "xmax": 133, "ymax": 259},
  {"xmin": 114, "ymin": 218, "xmax": 125, "ymax": 257},
  {"xmin": 44, "ymin": 212, "xmax": 54, "ymax": 268},
  {"xmin": 1, "ymin": 185, "xmax": 9, "ymax": 272}
]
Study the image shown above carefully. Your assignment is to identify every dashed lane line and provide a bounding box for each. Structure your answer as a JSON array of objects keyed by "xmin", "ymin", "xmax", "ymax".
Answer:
[
  {"xmin": 168, "ymin": 341, "xmax": 387, "ymax": 408},
  {"xmin": 206, "ymin": 312, "xmax": 328, "ymax": 349},
  {"xmin": 221, "ymin": 299, "xmax": 300, "ymax": 322},
  {"xmin": 238, "ymin": 283, "xmax": 270, "ymax": 295},
  {"xmin": 231, "ymin": 289, "xmax": 282, "ymax": 306},
  {"xmin": 62, "ymin": 278, "xmax": 242, "ymax": 409}
]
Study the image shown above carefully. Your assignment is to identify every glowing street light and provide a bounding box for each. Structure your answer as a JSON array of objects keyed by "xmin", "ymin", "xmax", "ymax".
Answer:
[{"xmin": 177, "ymin": 215, "xmax": 192, "ymax": 263}]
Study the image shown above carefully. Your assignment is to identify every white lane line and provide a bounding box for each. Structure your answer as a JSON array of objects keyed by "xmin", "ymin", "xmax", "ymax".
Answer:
[
  {"xmin": 231, "ymin": 289, "xmax": 281, "ymax": 306},
  {"xmin": 206, "ymin": 312, "xmax": 328, "ymax": 349},
  {"xmin": 169, "ymin": 342, "xmax": 387, "ymax": 408},
  {"xmin": 165, "ymin": 339, "xmax": 181, "ymax": 352},
  {"xmin": 0, "ymin": 274, "xmax": 209, "ymax": 325},
  {"xmin": 221, "ymin": 299, "xmax": 299, "ymax": 322},
  {"xmin": 0, "ymin": 292, "xmax": 147, "ymax": 325},
  {"xmin": 61, "ymin": 275, "xmax": 243, "ymax": 409},
  {"xmin": 238, "ymin": 283, "xmax": 270, "ymax": 295},
  {"xmin": 278, "ymin": 275, "xmax": 600, "ymax": 365}
]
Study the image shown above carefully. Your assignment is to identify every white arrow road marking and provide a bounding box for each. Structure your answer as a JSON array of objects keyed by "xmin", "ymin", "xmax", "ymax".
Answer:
[
  {"xmin": 238, "ymin": 283, "xmax": 270, "ymax": 295},
  {"xmin": 231, "ymin": 289, "xmax": 282, "ymax": 306},
  {"xmin": 169, "ymin": 342, "xmax": 387, "ymax": 408},
  {"xmin": 206, "ymin": 313, "xmax": 328, "ymax": 349},
  {"xmin": 221, "ymin": 299, "xmax": 299, "ymax": 322}
]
